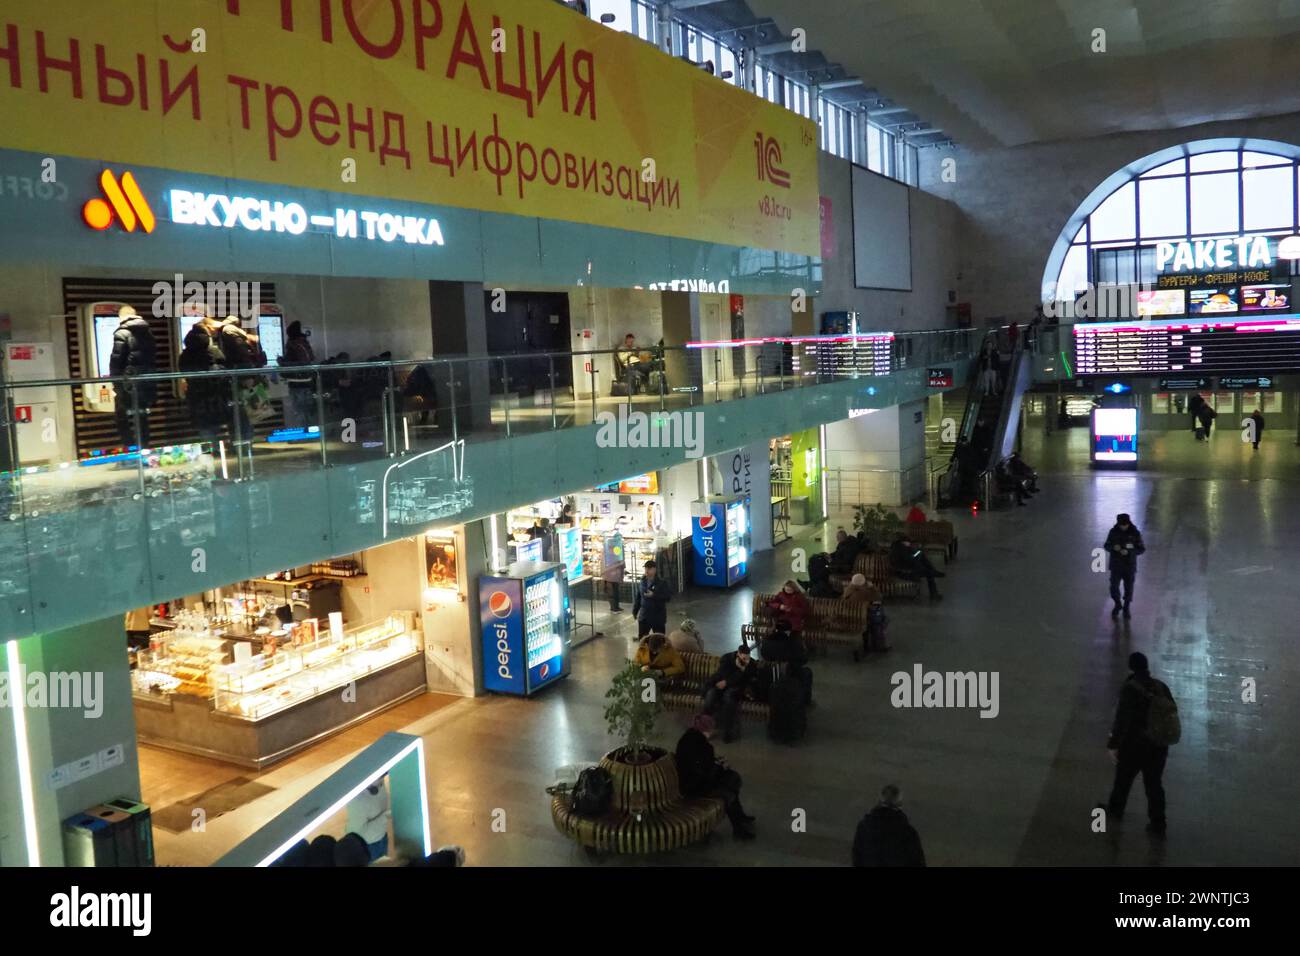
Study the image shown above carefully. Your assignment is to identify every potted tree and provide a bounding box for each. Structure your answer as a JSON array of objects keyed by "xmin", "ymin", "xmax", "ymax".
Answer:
[
  {"xmin": 603, "ymin": 660, "xmax": 665, "ymax": 766},
  {"xmin": 853, "ymin": 502, "xmax": 902, "ymax": 549}
]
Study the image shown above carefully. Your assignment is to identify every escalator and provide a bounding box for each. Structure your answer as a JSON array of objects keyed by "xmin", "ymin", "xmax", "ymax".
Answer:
[{"xmin": 933, "ymin": 330, "xmax": 1034, "ymax": 508}]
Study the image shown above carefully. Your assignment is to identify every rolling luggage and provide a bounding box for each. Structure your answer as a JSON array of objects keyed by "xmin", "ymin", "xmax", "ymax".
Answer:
[{"xmin": 767, "ymin": 676, "xmax": 808, "ymax": 743}]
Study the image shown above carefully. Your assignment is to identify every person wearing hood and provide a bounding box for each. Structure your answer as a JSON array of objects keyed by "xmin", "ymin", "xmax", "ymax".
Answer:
[
  {"xmin": 840, "ymin": 573, "xmax": 876, "ymax": 603},
  {"xmin": 178, "ymin": 320, "xmax": 228, "ymax": 443},
  {"xmin": 109, "ymin": 306, "xmax": 158, "ymax": 447},
  {"xmin": 852, "ymin": 784, "xmax": 925, "ymax": 866}
]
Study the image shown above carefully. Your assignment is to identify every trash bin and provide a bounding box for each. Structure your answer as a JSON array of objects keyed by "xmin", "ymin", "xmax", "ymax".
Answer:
[{"xmin": 789, "ymin": 495, "xmax": 810, "ymax": 525}]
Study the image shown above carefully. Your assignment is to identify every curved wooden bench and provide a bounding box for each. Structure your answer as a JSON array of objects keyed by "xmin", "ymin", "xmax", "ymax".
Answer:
[
  {"xmin": 742, "ymin": 620, "xmax": 847, "ymax": 651},
  {"xmin": 912, "ymin": 520, "xmax": 958, "ymax": 564},
  {"xmin": 853, "ymin": 553, "xmax": 922, "ymax": 600},
  {"xmin": 753, "ymin": 593, "xmax": 877, "ymax": 634},
  {"xmin": 549, "ymin": 747, "xmax": 725, "ymax": 854}
]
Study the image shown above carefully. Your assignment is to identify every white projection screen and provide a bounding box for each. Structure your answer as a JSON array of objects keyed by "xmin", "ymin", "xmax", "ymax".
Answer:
[{"xmin": 851, "ymin": 165, "xmax": 912, "ymax": 291}]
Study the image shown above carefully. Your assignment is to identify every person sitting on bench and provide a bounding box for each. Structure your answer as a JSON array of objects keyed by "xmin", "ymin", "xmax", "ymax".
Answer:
[
  {"xmin": 889, "ymin": 533, "xmax": 945, "ymax": 601},
  {"xmin": 634, "ymin": 632, "xmax": 685, "ymax": 681},
  {"xmin": 828, "ymin": 528, "xmax": 862, "ymax": 574},
  {"xmin": 841, "ymin": 573, "xmax": 874, "ymax": 603},
  {"xmin": 995, "ymin": 457, "xmax": 1032, "ymax": 507},
  {"xmin": 701, "ymin": 643, "xmax": 757, "ymax": 743},
  {"xmin": 615, "ymin": 333, "xmax": 649, "ymax": 394},
  {"xmin": 1006, "ymin": 452, "xmax": 1039, "ymax": 493},
  {"xmin": 767, "ymin": 580, "xmax": 812, "ymax": 640},
  {"xmin": 760, "ymin": 620, "xmax": 814, "ymax": 707}
]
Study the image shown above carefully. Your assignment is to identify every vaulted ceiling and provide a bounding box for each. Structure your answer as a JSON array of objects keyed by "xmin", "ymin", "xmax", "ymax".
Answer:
[{"xmin": 744, "ymin": 0, "xmax": 1300, "ymax": 148}]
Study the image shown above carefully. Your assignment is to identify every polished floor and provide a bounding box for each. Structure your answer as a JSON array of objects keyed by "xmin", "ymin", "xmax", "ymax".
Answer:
[{"xmin": 150, "ymin": 424, "xmax": 1300, "ymax": 866}]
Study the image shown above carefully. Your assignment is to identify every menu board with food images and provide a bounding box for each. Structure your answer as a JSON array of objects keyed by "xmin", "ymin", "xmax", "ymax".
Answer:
[{"xmin": 1241, "ymin": 284, "xmax": 1291, "ymax": 312}]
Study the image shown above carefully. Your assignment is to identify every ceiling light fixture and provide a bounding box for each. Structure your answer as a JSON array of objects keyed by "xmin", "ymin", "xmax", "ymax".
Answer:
[{"xmin": 1278, "ymin": 235, "xmax": 1300, "ymax": 259}]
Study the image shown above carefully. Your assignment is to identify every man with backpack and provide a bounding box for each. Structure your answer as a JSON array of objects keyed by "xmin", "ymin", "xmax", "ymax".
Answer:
[{"xmin": 1102, "ymin": 652, "xmax": 1178, "ymax": 836}]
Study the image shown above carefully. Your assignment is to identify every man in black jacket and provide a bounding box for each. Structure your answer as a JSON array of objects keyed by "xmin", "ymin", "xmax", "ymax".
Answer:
[
  {"xmin": 828, "ymin": 528, "xmax": 860, "ymax": 573},
  {"xmin": 1102, "ymin": 652, "xmax": 1172, "ymax": 836},
  {"xmin": 108, "ymin": 306, "xmax": 158, "ymax": 447},
  {"xmin": 1103, "ymin": 513, "xmax": 1145, "ymax": 619},
  {"xmin": 852, "ymin": 784, "xmax": 925, "ymax": 866},
  {"xmin": 632, "ymin": 560, "xmax": 672, "ymax": 637},
  {"xmin": 701, "ymin": 643, "xmax": 756, "ymax": 743}
]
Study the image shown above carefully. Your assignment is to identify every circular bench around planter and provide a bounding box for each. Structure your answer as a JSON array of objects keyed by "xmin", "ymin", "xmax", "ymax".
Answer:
[{"xmin": 550, "ymin": 746, "xmax": 725, "ymax": 855}]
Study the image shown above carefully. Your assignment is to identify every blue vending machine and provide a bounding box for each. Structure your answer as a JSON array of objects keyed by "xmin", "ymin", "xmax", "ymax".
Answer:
[
  {"xmin": 692, "ymin": 494, "xmax": 751, "ymax": 588},
  {"xmin": 479, "ymin": 561, "xmax": 571, "ymax": 696}
]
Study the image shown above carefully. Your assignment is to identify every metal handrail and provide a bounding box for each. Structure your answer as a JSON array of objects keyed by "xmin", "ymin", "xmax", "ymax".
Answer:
[{"xmin": 0, "ymin": 329, "xmax": 979, "ymax": 392}]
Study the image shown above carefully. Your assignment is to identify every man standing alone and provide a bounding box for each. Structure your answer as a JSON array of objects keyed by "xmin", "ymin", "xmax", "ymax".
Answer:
[
  {"xmin": 1103, "ymin": 513, "xmax": 1145, "ymax": 619},
  {"xmin": 632, "ymin": 559, "xmax": 673, "ymax": 637},
  {"xmin": 1102, "ymin": 652, "xmax": 1178, "ymax": 836}
]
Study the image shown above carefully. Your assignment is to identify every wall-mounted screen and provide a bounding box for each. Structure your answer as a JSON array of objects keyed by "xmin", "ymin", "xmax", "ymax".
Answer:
[{"xmin": 850, "ymin": 165, "xmax": 912, "ymax": 291}]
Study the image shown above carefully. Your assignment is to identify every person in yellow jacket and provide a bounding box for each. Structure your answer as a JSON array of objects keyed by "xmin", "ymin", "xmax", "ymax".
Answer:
[{"xmin": 634, "ymin": 632, "xmax": 685, "ymax": 680}]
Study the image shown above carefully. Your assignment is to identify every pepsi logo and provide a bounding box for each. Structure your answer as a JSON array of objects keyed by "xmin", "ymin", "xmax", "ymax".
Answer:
[
  {"xmin": 698, "ymin": 514, "xmax": 717, "ymax": 532},
  {"xmin": 488, "ymin": 591, "xmax": 512, "ymax": 618},
  {"xmin": 539, "ymin": 663, "xmax": 550, "ymax": 679}
]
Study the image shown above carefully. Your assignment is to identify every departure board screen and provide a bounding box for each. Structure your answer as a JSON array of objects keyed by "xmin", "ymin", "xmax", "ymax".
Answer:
[
  {"xmin": 791, "ymin": 333, "xmax": 894, "ymax": 378},
  {"xmin": 1072, "ymin": 316, "xmax": 1300, "ymax": 376}
]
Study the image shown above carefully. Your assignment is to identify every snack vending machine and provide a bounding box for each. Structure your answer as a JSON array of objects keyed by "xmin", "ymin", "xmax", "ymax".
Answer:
[
  {"xmin": 692, "ymin": 494, "xmax": 751, "ymax": 588},
  {"xmin": 479, "ymin": 561, "xmax": 570, "ymax": 696}
]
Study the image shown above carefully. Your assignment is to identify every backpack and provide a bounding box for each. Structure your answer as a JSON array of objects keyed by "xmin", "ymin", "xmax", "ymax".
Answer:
[
  {"xmin": 1139, "ymin": 680, "xmax": 1181, "ymax": 747},
  {"xmin": 767, "ymin": 676, "xmax": 807, "ymax": 743},
  {"xmin": 570, "ymin": 766, "xmax": 613, "ymax": 817}
]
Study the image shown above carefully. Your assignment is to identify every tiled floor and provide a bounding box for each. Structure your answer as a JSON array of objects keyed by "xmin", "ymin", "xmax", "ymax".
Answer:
[{"xmin": 151, "ymin": 422, "xmax": 1300, "ymax": 866}]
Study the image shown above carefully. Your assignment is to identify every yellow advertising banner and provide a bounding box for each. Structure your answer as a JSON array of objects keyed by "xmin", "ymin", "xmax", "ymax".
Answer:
[{"xmin": 0, "ymin": 0, "xmax": 820, "ymax": 255}]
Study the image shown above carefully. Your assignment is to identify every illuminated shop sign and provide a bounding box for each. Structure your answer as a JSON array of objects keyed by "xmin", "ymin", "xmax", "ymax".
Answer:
[
  {"xmin": 1155, "ymin": 236, "xmax": 1274, "ymax": 274},
  {"xmin": 167, "ymin": 189, "xmax": 445, "ymax": 246},
  {"xmin": 645, "ymin": 279, "xmax": 731, "ymax": 293}
]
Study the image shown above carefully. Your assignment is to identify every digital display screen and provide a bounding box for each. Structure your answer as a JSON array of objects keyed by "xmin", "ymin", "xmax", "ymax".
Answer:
[
  {"xmin": 1093, "ymin": 408, "xmax": 1138, "ymax": 462},
  {"xmin": 1240, "ymin": 284, "xmax": 1291, "ymax": 312},
  {"xmin": 1136, "ymin": 289, "xmax": 1185, "ymax": 316},
  {"xmin": 1073, "ymin": 316, "xmax": 1300, "ymax": 375},
  {"xmin": 1188, "ymin": 288, "xmax": 1238, "ymax": 315}
]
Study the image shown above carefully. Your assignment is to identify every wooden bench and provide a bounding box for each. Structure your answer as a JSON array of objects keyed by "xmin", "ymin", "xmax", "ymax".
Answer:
[
  {"xmin": 550, "ymin": 746, "xmax": 725, "ymax": 854},
  {"xmin": 853, "ymin": 553, "xmax": 922, "ymax": 600},
  {"xmin": 752, "ymin": 592, "xmax": 879, "ymax": 634},
  {"xmin": 743, "ymin": 621, "xmax": 851, "ymax": 652},
  {"xmin": 660, "ymin": 651, "xmax": 775, "ymax": 720},
  {"xmin": 912, "ymin": 520, "xmax": 958, "ymax": 564}
]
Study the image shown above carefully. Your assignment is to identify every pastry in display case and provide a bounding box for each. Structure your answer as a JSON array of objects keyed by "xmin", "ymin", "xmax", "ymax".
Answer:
[
  {"xmin": 212, "ymin": 614, "xmax": 420, "ymax": 720},
  {"xmin": 130, "ymin": 631, "xmax": 227, "ymax": 699}
]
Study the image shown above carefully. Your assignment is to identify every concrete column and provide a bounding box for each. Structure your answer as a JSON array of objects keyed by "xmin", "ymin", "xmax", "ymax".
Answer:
[
  {"xmin": 660, "ymin": 291, "xmax": 702, "ymax": 394},
  {"xmin": 824, "ymin": 400, "xmax": 928, "ymax": 507},
  {"xmin": 421, "ymin": 522, "xmax": 488, "ymax": 697},
  {"xmin": 429, "ymin": 280, "xmax": 491, "ymax": 432},
  {"xmin": 0, "ymin": 618, "xmax": 142, "ymax": 866}
]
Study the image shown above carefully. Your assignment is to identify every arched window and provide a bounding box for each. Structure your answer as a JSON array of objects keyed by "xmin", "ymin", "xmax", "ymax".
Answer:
[{"xmin": 1041, "ymin": 139, "xmax": 1300, "ymax": 304}]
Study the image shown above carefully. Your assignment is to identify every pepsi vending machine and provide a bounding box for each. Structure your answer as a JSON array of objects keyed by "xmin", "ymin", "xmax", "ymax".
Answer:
[
  {"xmin": 479, "ymin": 561, "xmax": 571, "ymax": 696},
  {"xmin": 692, "ymin": 494, "xmax": 751, "ymax": 588}
]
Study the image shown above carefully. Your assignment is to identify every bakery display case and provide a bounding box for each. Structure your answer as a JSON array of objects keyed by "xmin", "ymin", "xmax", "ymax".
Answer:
[
  {"xmin": 132, "ymin": 610, "xmax": 427, "ymax": 768},
  {"xmin": 212, "ymin": 615, "xmax": 420, "ymax": 720}
]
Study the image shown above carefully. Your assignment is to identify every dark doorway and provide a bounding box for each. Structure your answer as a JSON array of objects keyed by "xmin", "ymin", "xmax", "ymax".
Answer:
[{"xmin": 482, "ymin": 290, "xmax": 573, "ymax": 395}]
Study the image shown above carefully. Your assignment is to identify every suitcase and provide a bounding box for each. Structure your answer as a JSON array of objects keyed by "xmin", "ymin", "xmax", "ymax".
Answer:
[
  {"xmin": 767, "ymin": 676, "xmax": 808, "ymax": 743},
  {"xmin": 1195, "ymin": 426, "xmax": 1206, "ymax": 440}
]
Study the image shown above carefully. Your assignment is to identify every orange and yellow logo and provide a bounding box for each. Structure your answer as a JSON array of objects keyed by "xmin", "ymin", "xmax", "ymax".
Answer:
[{"xmin": 82, "ymin": 170, "xmax": 155, "ymax": 233}]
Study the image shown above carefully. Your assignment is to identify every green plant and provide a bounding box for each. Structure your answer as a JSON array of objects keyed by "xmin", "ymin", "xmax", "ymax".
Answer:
[
  {"xmin": 603, "ymin": 660, "xmax": 662, "ymax": 762},
  {"xmin": 853, "ymin": 502, "xmax": 903, "ymax": 542}
]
